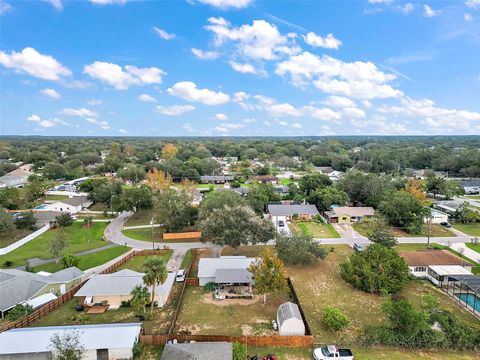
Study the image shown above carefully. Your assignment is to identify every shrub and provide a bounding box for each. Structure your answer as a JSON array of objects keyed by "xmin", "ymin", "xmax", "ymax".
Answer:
[
  {"xmin": 6, "ymin": 304, "xmax": 34, "ymax": 320},
  {"xmin": 322, "ymin": 306, "xmax": 350, "ymax": 331},
  {"xmin": 203, "ymin": 282, "xmax": 216, "ymax": 292},
  {"xmin": 120, "ymin": 301, "xmax": 131, "ymax": 308},
  {"xmin": 276, "ymin": 232, "xmax": 328, "ymax": 265},
  {"xmin": 232, "ymin": 342, "xmax": 247, "ymax": 360},
  {"xmin": 55, "ymin": 213, "xmax": 74, "ymax": 227},
  {"xmin": 132, "ymin": 343, "xmax": 144, "ymax": 359},
  {"xmin": 3, "ymin": 260, "xmax": 12, "ymax": 267},
  {"xmin": 59, "ymin": 254, "xmax": 80, "ymax": 269}
]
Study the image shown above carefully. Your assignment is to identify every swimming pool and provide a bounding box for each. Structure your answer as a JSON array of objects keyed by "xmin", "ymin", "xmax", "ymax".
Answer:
[{"xmin": 455, "ymin": 293, "xmax": 480, "ymax": 312}]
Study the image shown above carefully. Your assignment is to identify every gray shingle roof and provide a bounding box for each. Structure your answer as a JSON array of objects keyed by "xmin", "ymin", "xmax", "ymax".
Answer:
[
  {"xmin": 57, "ymin": 196, "xmax": 89, "ymax": 206},
  {"xmin": 215, "ymin": 268, "xmax": 252, "ymax": 284},
  {"xmin": 277, "ymin": 301, "xmax": 302, "ymax": 327},
  {"xmin": 268, "ymin": 204, "xmax": 319, "ymax": 216},
  {"xmin": 48, "ymin": 267, "xmax": 84, "ymax": 282},
  {"xmin": 198, "ymin": 256, "xmax": 255, "ymax": 279},
  {"xmin": 161, "ymin": 342, "xmax": 232, "ymax": 360},
  {"xmin": 200, "ymin": 175, "xmax": 233, "ymax": 181}
]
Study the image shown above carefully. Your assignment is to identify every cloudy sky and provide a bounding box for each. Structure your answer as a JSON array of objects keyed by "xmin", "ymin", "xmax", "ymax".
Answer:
[{"xmin": 1, "ymin": 0, "xmax": 479, "ymax": 136}]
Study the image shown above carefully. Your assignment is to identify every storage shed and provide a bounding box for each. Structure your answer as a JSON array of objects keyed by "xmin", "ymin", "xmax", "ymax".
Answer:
[{"xmin": 277, "ymin": 302, "xmax": 305, "ymax": 336}]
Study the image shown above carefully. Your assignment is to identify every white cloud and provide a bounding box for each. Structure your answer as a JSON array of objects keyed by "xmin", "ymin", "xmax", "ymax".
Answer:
[
  {"xmin": 302, "ymin": 32, "xmax": 342, "ymax": 49},
  {"xmin": 83, "ymin": 62, "xmax": 165, "ymax": 90},
  {"xmin": 264, "ymin": 120, "xmax": 272, "ymax": 126},
  {"xmin": 205, "ymin": 17, "xmax": 299, "ymax": 61},
  {"xmin": 464, "ymin": 13, "xmax": 473, "ymax": 22},
  {"xmin": 466, "ymin": 0, "xmax": 480, "ymax": 9},
  {"xmin": 291, "ymin": 122, "xmax": 302, "ymax": 129},
  {"xmin": 399, "ymin": 3, "xmax": 414, "ymax": 14},
  {"xmin": 153, "ymin": 26, "xmax": 175, "ymax": 40},
  {"xmin": 232, "ymin": 91, "xmax": 250, "ymax": 102},
  {"xmin": 167, "ymin": 81, "xmax": 229, "ymax": 105},
  {"xmin": 27, "ymin": 114, "xmax": 68, "ymax": 128},
  {"xmin": 342, "ymin": 107, "xmax": 366, "ymax": 118},
  {"xmin": 243, "ymin": 118, "xmax": 256, "ymax": 123},
  {"xmin": 191, "ymin": 48, "xmax": 219, "ymax": 60},
  {"xmin": 90, "ymin": 0, "xmax": 127, "ymax": 4},
  {"xmin": 0, "ymin": 47, "xmax": 71, "ymax": 81},
  {"xmin": 138, "ymin": 94, "xmax": 156, "ymax": 102},
  {"xmin": 197, "ymin": 0, "xmax": 252, "ymax": 9},
  {"xmin": 62, "ymin": 107, "xmax": 98, "ymax": 117},
  {"xmin": 263, "ymin": 101, "xmax": 341, "ymax": 122},
  {"xmin": 40, "ymin": 88, "xmax": 61, "ymax": 99},
  {"xmin": 0, "ymin": 2, "xmax": 12, "ymax": 15},
  {"xmin": 118, "ymin": 128, "xmax": 127, "ymax": 134},
  {"xmin": 44, "ymin": 0, "xmax": 62, "ymax": 10},
  {"xmin": 87, "ymin": 99, "xmax": 102, "ymax": 106},
  {"xmin": 229, "ymin": 61, "xmax": 265, "ymax": 75},
  {"xmin": 182, "ymin": 123, "xmax": 194, "ymax": 132},
  {"xmin": 322, "ymin": 96, "xmax": 356, "ymax": 108},
  {"xmin": 214, "ymin": 122, "xmax": 244, "ymax": 133},
  {"xmin": 85, "ymin": 118, "xmax": 110, "ymax": 130},
  {"xmin": 424, "ymin": 5, "xmax": 440, "ymax": 17},
  {"xmin": 215, "ymin": 113, "xmax": 228, "ymax": 121},
  {"xmin": 276, "ymin": 51, "xmax": 402, "ymax": 99},
  {"xmin": 156, "ymin": 104, "xmax": 196, "ymax": 116}
]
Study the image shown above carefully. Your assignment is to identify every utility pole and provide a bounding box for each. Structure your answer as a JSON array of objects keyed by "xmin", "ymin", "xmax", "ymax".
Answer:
[
  {"xmin": 427, "ymin": 215, "xmax": 432, "ymax": 248},
  {"xmin": 151, "ymin": 217, "xmax": 154, "ymax": 251}
]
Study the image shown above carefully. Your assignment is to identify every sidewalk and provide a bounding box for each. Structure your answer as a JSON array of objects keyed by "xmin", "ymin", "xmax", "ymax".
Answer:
[{"xmin": 442, "ymin": 242, "xmax": 480, "ymax": 263}]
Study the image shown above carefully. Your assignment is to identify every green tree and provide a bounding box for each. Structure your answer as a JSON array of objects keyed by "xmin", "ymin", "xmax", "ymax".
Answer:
[
  {"xmin": 455, "ymin": 202, "xmax": 480, "ymax": 224},
  {"xmin": 246, "ymin": 183, "xmax": 280, "ymax": 214},
  {"xmin": 322, "ymin": 306, "xmax": 350, "ymax": 332},
  {"xmin": 199, "ymin": 205, "xmax": 275, "ymax": 250},
  {"xmin": 59, "ymin": 254, "xmax": 80, "ymax": 269},
  {"xmin": 275, "ymin": 232, "xmax": 328, "ymax": 265},
  {"xmin": 47, "ymin": 230, "xmax": 69, "ymax": 263},
  {"xmin": 6, "ymin": 304, "xmax": 34, "ymax": 320},
  {"xmin": 340, "ymin": 243, "xmax": 409, "ymax": 294},
  {"xmin": 440, "ymin": 180, "xmax": 464, "ymax": 199},
  {"xmin": 55, "ymin": 213, "xmax": 74, "ymax": 227},
  {"xmin": 0, "ymin": 209, "xmax": 15, "ymax": 233},
  {"xmin": 49, "ymin": 329, "xmax": 85, "ymax": 360},
  {"xmin": 155, "ymin": 189, "xmax": 197, "ymax": 231},
  {"xmin": 198, "ymin": 190, "xmax": 245, "ymax": 221},
  {"xmin": 15, "ymin": 212, "xmax": 37, "ymax": 230},
  {"xmin": 43, "ymin": 162, "xmax": 68, "ymax": 180},
  {"xmin": 130, "ymin": 285, "xmax": 150, "ymax": 316},
  {"xmin": 143, "ymin": 257, "xmax": 168, "ymax": 312},
  {"xmin": 249, "ymin": 248, "xmax": 288, "ymax": 304},
  {"xmin": 379, "ymin": 191, "xmax": 427, "ymax": 234},
  {"xmin": 116, "ymin": 186, "xmax": 153, "ymax": 213},
  {"xmin": 367, "ymin": 218, "xmax": 398, "ymax": 248},
  {"xmin": 425, "ymin": 175, "xmax": 445, "ymax": 198},
  {"xmin": 117, "ymin": 165, "xmax": 145, "ymax": 184},
  {"xmin": 307, "ymin": 186, "xmax": 349, "ymax": 212},
  {"xmin": 299, "ymin": 173, "xmax": 332, "ymax": 196},
  {"xmin": 0, "ymin": 188, "xmax": 21, "ymax": 209}
]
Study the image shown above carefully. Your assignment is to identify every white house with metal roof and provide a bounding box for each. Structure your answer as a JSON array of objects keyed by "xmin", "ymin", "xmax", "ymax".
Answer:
[
  {"xmin": 277, "ymin": 302, "xmax": 305, "ymax": 336},
  {"xmin": 0, "ymin": 323, "xmax": 142, "ymax": 360},
  {"xmin": 198, "ymin": 256, "xmax": 255, "ymax": 286},
  {"xmin": 267, "ymin": 203, "xmax": 319, "ymax": 223},
  {"xmin": 75, "ymin": 269, "xmax": 175, "ymax": 309}
]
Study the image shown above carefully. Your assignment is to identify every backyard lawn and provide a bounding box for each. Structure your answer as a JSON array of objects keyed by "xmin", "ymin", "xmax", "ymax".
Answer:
[
  {"xmin": 453, "ymin": 223, "xmax": 480, "ymax": 236},
  {"xmin": 32, "ymin": 245, "xmax": 131, "ymax": 273},
  {"xmin": 175, "ymin": 287, "xmax": 292, "ymax": 336},
  {"xmin": 122, "ymin": 227, "xmax": 164, "ymax": 242},
  {"xmin": 0, "ymin": 228, "xmax": 35, "ymax": 248},
  {"xmin": 290, "ymin": 221, "xmax": 341, "ymax": 238},
  {"xmin": 116, "ymin": 251, "xmax": 173, "ymax": 272},
  {"xmin": 124, "ymin": 209, "xmax": 155, "ymax": 226},
  {"xmin": 466, "ymin": 242, "xmax": 480, "ymax": 254},
  {"xmin": 353, "ymin": 223, "xmax": 455, "ymax": 237},
  {"xmin": 0, "ymin": 222, "xmax": 108, "ymax": 268}
]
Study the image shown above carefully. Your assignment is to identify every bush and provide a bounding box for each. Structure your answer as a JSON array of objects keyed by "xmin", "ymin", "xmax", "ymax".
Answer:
[
  {"xmin": 132, "ymin": 342, "xmax": 144, "ymax": 359},
  {"xmin": 3, "ymin": 260, "xmax": 12, "ymax": 267},
  {"xmin": 120, "ymin": 301, "xmax": 131, "ymax": 308},
  {"xmin": 55, "ymin": 213, "xmax": 74, "ymax": 227},
  {"xmin": 6, "ymin": 304, "xmax": 34, "ymax": 320},
  {"xmin": 59, "ymin": 254, "xmax": 80, "ymax": 269},
  {"xmin": 276, "ymin": 232, "xmax": 328, "ymax": 265},
  {"xmin": 204, "ymin": 282, "xmax": 216, "ymax": 292},
  {"xmin": 232, "ymin": 342, "xmax": 247, "ymax": 360},
  {"xmin": 322, "ymin": 306, "xmax": 350, "ymax": 331}
]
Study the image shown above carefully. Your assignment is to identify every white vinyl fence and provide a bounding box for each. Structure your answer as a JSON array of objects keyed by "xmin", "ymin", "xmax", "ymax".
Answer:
[{"xmin": 0, "ymin": 224, "xmax": 50, "ymax": 255}]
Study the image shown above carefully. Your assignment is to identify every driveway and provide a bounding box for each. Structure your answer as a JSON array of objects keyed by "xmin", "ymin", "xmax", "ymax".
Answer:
[{"xmin": 332, "ymin": 223, "xmax": 367, "ymax": 240}]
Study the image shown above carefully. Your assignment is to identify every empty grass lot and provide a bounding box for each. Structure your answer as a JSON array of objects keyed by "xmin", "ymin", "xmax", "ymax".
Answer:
[
  {"xmin": 0, "ymin": 228, "xmax": 35, "ymax": 248},
  {"xmin": 466, "ymin": 242, "xmax": 480, "ymax": 254},
  {"xmin": 353, "ymin": 223, "xmax": 455, "ymax": 237},
  {"xmin": 124, "ymin": 209, "xmax": 155, "ymax": 226},
  {"xmin": 0, "ymin": 222, "xmax": 108, "ymax": 268},
  {"xmin": 115, "ymin": 251, "xmax": 173, "ymax": 272},
  {"xmin": 32, "ymin": 245, "xmax": 131, "ymax": 273},
  {"xmin": 453, "ymin": 222, "xmax": 480, "ymax": 236},
  {"xmin": 122, "ymin": 227, "xmax": 164, "ymax": 242},
  {"xmin": 290, "ymin": 221, "xmax": 341, "ymax": 238}
]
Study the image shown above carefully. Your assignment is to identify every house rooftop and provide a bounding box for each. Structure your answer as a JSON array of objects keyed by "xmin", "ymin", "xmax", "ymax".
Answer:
[
  {"xmin": 54, "ymin": 195, "xmax": 89, "ymax": 206},
  {"xmin": 428, "ymin": 265, "xmax": 472, "ymax": 276},
  {"xmin": 330, "ymin": 206, "xmax": 375, "ymax": 217},
  {"xmin": 399, "ymin": 250, "xmax": 467, "ymax": 267},
  {"xmin": 198, "ymin": 256, "xmax": 255, "ymax": 280},
  {"xmin": 267, "ymin": 204, "xmax": 319, "ymax": 216}
]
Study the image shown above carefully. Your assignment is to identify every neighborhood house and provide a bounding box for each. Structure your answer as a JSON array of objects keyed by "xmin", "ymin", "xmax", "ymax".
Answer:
[
  {"xmin": 200, "ymin": 175, "xmax": 233, "ymax": 184},
  {"xmin": 325, "ymin": 206, "xmax": 375, "ymax": 224},
  {"xmin": 400, "ymin": 250, "xmax": 473, "ymax": 286},
  {"xmin": 0, "ymin": 323, "xmax": 142, "ymax": 360},
  {"xmin": 74, "ymin": 269, "xmax": 175, "ymax": 309},
  {"xmin": 267, "ymin": 203, "xmax": 319, "ymax": 223},
  {"xmin": 39, "ymin": 196, "xmax": 91, "ymax": 214},
  {"xmin": 425, "ymin": 208, "xmax": 449, "ymax": 224},
  {"xmin": 198, "ymin": 256, "xmax": 255, "ymax": 286}
]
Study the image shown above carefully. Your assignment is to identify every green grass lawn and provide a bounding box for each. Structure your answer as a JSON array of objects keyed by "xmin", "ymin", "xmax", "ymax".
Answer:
[
  {"xmin": 279, "ymin": 178, "xmax": 297, "ymax": 186},
  {"xmin": 0, "ymin": 222, "xmax": 108, "ymax": 268},
  {"xmin": 453, "ymin": 223, "xmax": 480, "ymax": 236},
  {"xmin": 33, "ymin": 245, "xmax": 131, "ymax": 273},
  {"xmin": 290, "ymin": 221, "xmax": 341, "ymax": 238},
  {"xmin": 0, "ymin": 228, "xmax": 35, "ymax": 248},
  {"xmin": 353, "ymin": 223, "xmax": 455, "ymax": 237},
  {"xmin": 115, "ymin": 251, "xmax": 173, "ymax": 272},
  {"xmin": 122, "ymin": 227, "xmax": 201, "ymax": 243},
  {"xmin": 466, "ymin": 242, "xmax": 480, "ymax": 254},
  {"xmin": 124, "ymin": 209, "xmax": 156, "ymax": 226},
  {"xmin": 88, "ymin": 202, "xmax": 110, "ymax": 211}
]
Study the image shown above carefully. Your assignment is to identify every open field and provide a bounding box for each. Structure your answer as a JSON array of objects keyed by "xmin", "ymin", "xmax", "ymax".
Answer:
[
  {"xmin": 290, "ymin": 221, "xmax": 341, "ymax": 238},
  {"xmin": 0, "ymin": 222, "xmax": 108, "ymax": 268},
  {"xmin": 353, "ymin": 223, "xmax": 455, "ymax": 237},
  {"xmin": 0, "ymin": 228, "xmax": 35, "ymax": 248},
  {"xmin": 453, "ymin": 222, "xmax": 480, "ymax": 236},
  {"xmin": 175, "ymin": 286, "xmax": 292, "ymax": 336},
  {"xmin": 32, "ymin": 245, "xmax": 131, "ymax": 273},
  {"xmin": 124, "ymin": 209, "xmax": 155, "ymax": 226},
  {"xmin": 116, "ymin": 251, "xmax": 173, "ymax": 272}
]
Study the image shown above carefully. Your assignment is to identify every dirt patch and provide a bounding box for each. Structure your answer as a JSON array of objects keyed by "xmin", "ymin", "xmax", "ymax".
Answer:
[{"xmin": 201, "ymin": 291, "xmax": 262, "ymax": 306}]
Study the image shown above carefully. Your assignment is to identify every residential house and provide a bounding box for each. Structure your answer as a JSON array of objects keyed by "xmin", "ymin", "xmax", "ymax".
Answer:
[
  {"xmin": 313, "ymin": 167, "xmax": 344, "ymax": 181},
  {"xmin": 267, "ymin": 204, "xmax": 319, "ymax": 223},
  {"xmin": 33, "ymin": 211, "xmax": 72, "ymax": 228},
  {"xmin": 425, "ymin": 208, "xmax": 449, "ymax": 224},
  {"xmin": 75, "ymin": 269, "xmax": 175, "ymax": 309},
  {"xmin": 459, "ymin": 179, "xmax": 480, "ymax": 195},
  {"xmin": 251, "ymin": 175, "xmax": 279, "ymax": 185},
  {"xmin": 413, "ymin": 169, "xmax": 447, "ymax": 179},
  {"xmin": 0, "ymin": 323, "xmax": 142, "ymax": 360},
  {"xmin": 0, "ymin": 175, "xmax": 29, "ymax": 189},
  {"xmin": 325, "ymin": 206, "xmax": 375, "ymax": 224},
  {"xmin": 277, "ymin": 302, "xmax": 306, "ymax": 336},
  {"xmin": 161, "ymin": 342, "xmax": 232, "ymax": 360},
  {"xmin": 273, "ymin": 185, "xmax": 290, "ymax": 195},
  {"xmin": 433, "ymin": 199, "xmax": 463, "ymax": 214},
  {"xmin": 399, "ymin": 250, "xmax": 473, "ymax": 286},
  {"xmin": 0, "ymin": 267, "xmax": 84, "ymax": 318},
  {"xmin": 216, "ymin": 186, "xmax": 250, "ymax": 197},
  {"xmin": 39, "ymin": 196, "xmax": 91, "ymax": 214},
  {"xmin": 200, "ymin": 175, "xmax": 233, "ymax": 184},
  {"xmin": 198, "ymin": 256, "xmax": 255, "ymax": 286}
]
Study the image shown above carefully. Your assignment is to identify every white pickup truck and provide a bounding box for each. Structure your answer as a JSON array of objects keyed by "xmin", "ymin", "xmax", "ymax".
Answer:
[{"xmin": 313, "ymin": 345, "xmax": 354, "ymax": 360}]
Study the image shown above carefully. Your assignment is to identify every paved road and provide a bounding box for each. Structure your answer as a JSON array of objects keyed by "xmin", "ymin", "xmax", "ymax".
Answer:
[{"xmin": 315, "ymin": 236, "xmax": 474, "ymax": 245}]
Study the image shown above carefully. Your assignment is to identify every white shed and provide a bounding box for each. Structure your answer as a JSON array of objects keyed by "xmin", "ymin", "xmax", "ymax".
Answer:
[{"xmin": 277, "ymin": 302, "xmax": 305, "ymax": 336}]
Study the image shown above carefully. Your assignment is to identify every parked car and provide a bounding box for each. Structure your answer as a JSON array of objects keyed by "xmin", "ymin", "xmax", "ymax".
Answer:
[
  {"xmin": 313, "ymin": 345, "xmax": 354, "ymax": 360},
  {"xmin": 440, "ymin": 221, "xmax": 452, "ymax": 228},
  {"xmin": 176, "ymin": 269, "xmax": 185, "ymax": 282},
  {"xmin": 353, "ymin": 243, "xmax": 363, "ymax": 252},
  {"xmin": 278, "ymin": 220, "xmax": 285, "ymax": 228}
]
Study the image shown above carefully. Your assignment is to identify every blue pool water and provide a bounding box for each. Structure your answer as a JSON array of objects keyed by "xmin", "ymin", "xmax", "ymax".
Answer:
[
  {"xmin": 455, "ymin": 293, "xmax": 480, "ymax": 312},
  {"xmin": 36, "ymin": 204, "xmax": 47, "ymax": 209}
]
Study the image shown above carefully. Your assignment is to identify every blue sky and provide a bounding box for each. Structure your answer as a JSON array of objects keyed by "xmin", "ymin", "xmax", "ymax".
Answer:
[{"xmin": 1, "ymin": 0, "xmax": 479, "ymax": 136}]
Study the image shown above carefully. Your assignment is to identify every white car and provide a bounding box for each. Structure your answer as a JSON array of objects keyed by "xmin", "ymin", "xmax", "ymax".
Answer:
[
  {"xmin": 313, "ymin": 345, "xmax": 354, "ymax": 360},
  {"xmin": 175, "ymin": 269, "xmax": 185, "ymax": 282}
]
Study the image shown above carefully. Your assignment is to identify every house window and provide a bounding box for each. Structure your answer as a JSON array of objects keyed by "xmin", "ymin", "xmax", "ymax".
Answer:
[
  {"xmin": 414, "ymin": 266, "xmax": 427, "ymax": 272},
  {"xmin": 428, "ymin": 268, "xmax": 439, "ymax": 280},
  {"xmin": 97, "ymin": 349, "xmax": 109, "ymax": 360},
  {"xmin": 342, "ymin": 217, "xmax": 347, "ymax": 221}
]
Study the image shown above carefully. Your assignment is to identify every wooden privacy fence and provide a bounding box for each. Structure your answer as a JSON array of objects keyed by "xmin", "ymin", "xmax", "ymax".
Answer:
[
  {"xmin": 287, "ymin": 277, "xmax": 312, "ymax": 336},
  {"xmin": 163, "ymin": 231, "xmax": 201, "ymax": 240},
  {"xmin": 185, "ymin": 277, "xmax": 199, "ymax": 286},
  {"xmin": 99, "ymin": 249, "xmax": 170, "ymax": 274},
  {"xmin": 141, "ymin": 334, "xmax": 314, "ymax": 348},
  {"xmin": 167, "ymin": 261, "xmax": 194, "ymax": 335}
]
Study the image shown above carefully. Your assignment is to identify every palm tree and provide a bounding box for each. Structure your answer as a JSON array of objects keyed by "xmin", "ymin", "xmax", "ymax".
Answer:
[
  {"xmin": 143, "ymin": 257, "xmax": 168, "ymax": 312},
  {"xmin": 130, "ymin": 285, "xmax": 150, "ymax": 317}
]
